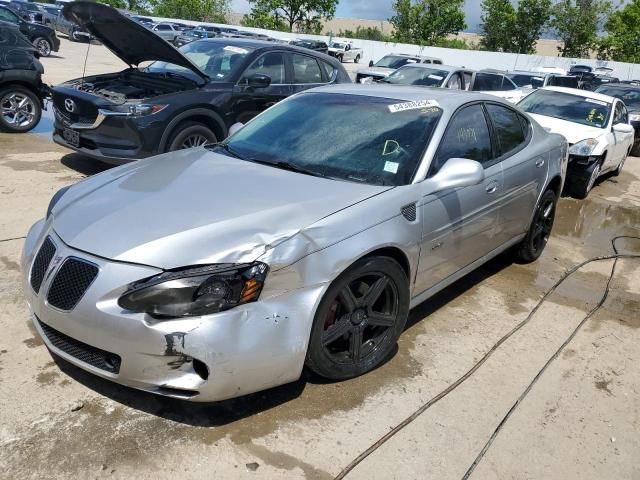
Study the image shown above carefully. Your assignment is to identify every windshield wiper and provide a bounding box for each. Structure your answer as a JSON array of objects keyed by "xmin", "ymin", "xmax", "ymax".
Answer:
[
  {"xmin": 252, "ymin": 159, "xmax": 326, "ymax": 178},
  {"xmin": 212, "ymin": 143, "xmax": 245, "ymax": 160}
]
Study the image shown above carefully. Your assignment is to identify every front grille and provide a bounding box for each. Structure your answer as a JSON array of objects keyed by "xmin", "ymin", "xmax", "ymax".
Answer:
[
  {"xmin": 401, "ymin": 203, "xmax": 417, "ymax": 222},
  {"xmin": 30, "ymin": 237, "xmax": 56, "ymax": 293},
  {"xmin": 47, "ymin": 258, "xmax": 98, "ymax": 311},
  {"xmin": 52, "ymin": 92, "xmax": 98, "ymax": 124},
  {"xmin": 36, "ymin": 316, "xmax": 121, "ymax": 373}
]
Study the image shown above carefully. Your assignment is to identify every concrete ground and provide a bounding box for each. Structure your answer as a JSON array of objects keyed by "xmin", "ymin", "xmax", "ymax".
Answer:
[{"xmin": 0, "ymin": 38, "xmax": 639, "ymax": 480}]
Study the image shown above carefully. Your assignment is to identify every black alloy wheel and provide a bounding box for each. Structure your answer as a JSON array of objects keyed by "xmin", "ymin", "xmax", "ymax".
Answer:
[
  {"xmin": 516, "ymin": 189, "xmax": 557, "ymax": 263},
  {"xmin": 306, "ymin": 256, "xmax": 409, "ymax": 380}
]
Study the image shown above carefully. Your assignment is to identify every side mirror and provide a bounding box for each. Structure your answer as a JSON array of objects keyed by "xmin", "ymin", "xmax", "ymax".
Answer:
[
  {"xmin": 228, "ymin": 122, "xmax": 244, "ymax": 136},
  {"xmin": 613, "ymin": 123, "xmax": 634, "ymax": 134},
  {"xmin": 247, "ymin": 73, "xmax": 271, "ymax": 89},
  {"xmin": 429, "ymin": 158, "xmax": 485, "ymax": 194},
  {"xmin": 369, "ymin": 60, "xmax": 374, "ymax": 67}
]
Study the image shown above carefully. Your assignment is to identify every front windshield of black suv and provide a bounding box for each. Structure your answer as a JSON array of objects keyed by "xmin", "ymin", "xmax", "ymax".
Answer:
[
  {"xmin": 220, "ymin": 93, "xmax": 443, "ymax": 186},
  {"xmin": 375, "ymin": 55, "xmax": 418, "ymax": 69},
  {"xmin": 145, "ymin": 42, "xmax": 254, "ymax": 81}
]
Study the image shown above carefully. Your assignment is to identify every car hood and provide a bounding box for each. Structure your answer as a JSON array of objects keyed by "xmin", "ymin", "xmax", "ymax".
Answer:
[
  {"xmin": 357, "ymin": 67, "xmax": 394, "ymax": 77},
  {"xmin": 527, "ymin": 113, "xmax": 606, "ymax": 143},
  {"xmin": 62, "ymin": 2, "xmax": 207, "ymax": 80},
  {"xmin": 51, "ymin": 149, "xmax": 390, "ymax": 269}
]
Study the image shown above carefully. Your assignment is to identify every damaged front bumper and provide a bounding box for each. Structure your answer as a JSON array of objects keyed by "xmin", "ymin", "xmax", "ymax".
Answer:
[{"xmin": 22, "ymin": 221, "xmax": 326, "ymax": 402}]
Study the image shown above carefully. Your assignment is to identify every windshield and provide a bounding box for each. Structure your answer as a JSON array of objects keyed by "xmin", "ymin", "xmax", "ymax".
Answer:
[
  {"xmin": 507, "ymin": 73, "xmax": 543, "ymax": 87},
  {"xmin": 221, "ymin": 93, "xmax": 442, "ymax": 186},
  {"xmin": 519, "ymin": 89, "xmax": 612, "ymax": 128},
  {"xmin": 145, "ymin": 42, "xmax": 253, "ymax": 81},
  {"xmin": 384, "ymin": 67, "xmax": 449, "ymax": 87},
  {"xmin": 375, "ymin": 55, "xmax": 418, "ymax": 69},
  {"xmin": 596, "ymin": 86, "xmax": 640, "ymax": 108},
  {"xmin": 331, "ymin": 42, "xmax": 345, "ymax": 48}
]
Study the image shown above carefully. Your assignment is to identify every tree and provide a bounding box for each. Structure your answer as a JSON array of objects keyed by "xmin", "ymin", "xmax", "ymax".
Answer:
[
  {"xmin": 390, "ymin": 0, "xmax": 466, "ymax": 46},
  {"xmin": 550, "ymin": 0, "xmax": 612, "ymax": 58},
  {"xmin": 480, "ymin": 0, "xmax": 550, "ymax": 54},
  {"xmin": 598, "ymin": 0, "xmax": 640, "ymax": 62},
  {"xmin": 242, "ymin": 3, "xmax": 287, "ymax": 31},
  {"xmin": 243, "ymin": 0, "xmax": 338, "ymax": 33},
  {"xmin": 338, "ymin": 26, "xmax": 390, "ymax": 42},
  {"xmin": 151, "ymin": 0, "xmax": 230, "ymax": 22},
  {"xmin": 480, "ymin": 0, "xmax": 516, "ymax": 52}
]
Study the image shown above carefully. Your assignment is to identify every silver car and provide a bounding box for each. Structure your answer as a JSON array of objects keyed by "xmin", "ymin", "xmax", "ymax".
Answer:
[{"xmin": 22, "ymin": 86, "xmax": 567, "ymax": 401}]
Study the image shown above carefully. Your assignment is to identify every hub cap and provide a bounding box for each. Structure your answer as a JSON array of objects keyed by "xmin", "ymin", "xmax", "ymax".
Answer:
[
  {"xmin": 322, "ymin": 273, "xmax": 399, "ymax": 364},
  {"xmin": 180, "ymin": 134, "xmax": 209, "ymax": 149},
  {"xmin": 36, "ymin": 39, "xmax": 51, "ymax": 56},
  {"xmin": 1, "ymin": 92, "xmax": 36, "ymax": 127},
  {"xmin": 587, "ymin": 163, "xmax": 601, "ymax": 192}
]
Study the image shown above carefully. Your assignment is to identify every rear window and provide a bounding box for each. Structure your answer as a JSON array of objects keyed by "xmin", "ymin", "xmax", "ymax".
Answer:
[{"xmin": 473, "ymin": 73, "xmax": 516, "ymax": 91}]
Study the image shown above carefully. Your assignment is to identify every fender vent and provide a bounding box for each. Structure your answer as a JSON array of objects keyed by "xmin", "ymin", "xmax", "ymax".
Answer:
[
  {"xmin": 30, "ymin": 237, "xmax": 56, "ymax": 294},
  {"xmin": 401, "ymin": 203, "xmax": 417, "ymax": 222}
]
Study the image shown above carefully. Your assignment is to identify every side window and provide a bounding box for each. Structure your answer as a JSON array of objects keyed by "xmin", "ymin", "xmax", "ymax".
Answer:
[
  {"xmin": 0, "ymin": 7, "xmax": 19, "ymax": 23},
  {"xmin": 156, "ymin": 25, "xmax": 170, "ymax": 31},
  {"xmin": 432, "ymin": 104, "xmax": 493, "ymax": 175},
  {"xmin": 463, "ymin": 72, "xmax": 472, "ymax": 90},
  {"xmin": 485, "ymin": 104, "xmax": 527, "ymax": 157},
  {"xmin": 242, "ymin": 52, "xmax": 285, "ymax": 84},
  {"xmin": 319, "ymin": 60, "xmax": 336, "ymax": 81},
  {"xmin": 614, "ymin": 102, "xmax": 627, "ymax": 124},
  {"xmin": 434, "ymin": 60, "xmax": 443, "ymax": 65},
  {"xmin": 472, "ymin": 73, "xmax": 514, "ymax": 91},
  {"xmin": 292, "ymin": 54, "xmax": 323, "ymax": 84},
  {"xmin": 446, "ymin": 73, "xmax": 462, "ymax": 90}
]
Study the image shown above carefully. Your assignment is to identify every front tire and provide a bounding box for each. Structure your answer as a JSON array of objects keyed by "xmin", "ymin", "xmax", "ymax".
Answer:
[
  {"xmin": 338, "ymin": 54, "xmax": 344, "ymax": 63},
  {"xmin": 613, "ymin": 150, "xmax": 628, "ymax": 176},
  {"xmin": 33, "ymin": 37, "xmax": 52, "ymax": 57},
  {"xmin": 0, "ymin": 86, "xmax": 42, "ymax": 133},
  {"xmin": 354, "ymin": 55, "xmax": 360, "ymax": 64},
  {"xmin": 166, "ymin": 121, "xmax": 217, "ymax": 152},
  {"xmin": 516, "ymin": 189, "xmax": 557, "ymax": 263},
  {"xmin": 306, "ymin": 256, "xmax": 410, "ymax": 380},
  {"xmin": 571, "ymin": 159, "xmax": 602, "ymax": 199}
]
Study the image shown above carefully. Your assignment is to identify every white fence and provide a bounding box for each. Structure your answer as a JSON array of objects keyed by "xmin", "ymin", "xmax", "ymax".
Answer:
[{"xmin": 147, "ymin": 15, "xmax": 640, "ymax": 80}]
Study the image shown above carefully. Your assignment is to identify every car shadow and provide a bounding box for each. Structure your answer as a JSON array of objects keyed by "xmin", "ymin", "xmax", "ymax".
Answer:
[
  {"xmin": 61, "ymin": 153, "xmax": 113, "ymax": 176},
  {"xmin": 49, "ymin": 251, "xmax": 514, "ymax": 427}
]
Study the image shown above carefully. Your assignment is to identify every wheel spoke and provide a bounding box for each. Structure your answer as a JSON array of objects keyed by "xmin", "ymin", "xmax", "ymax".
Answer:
[
  {"xmin": 349, "ymin": 326, "xmax": 363, "ymax": 362},
  {"xmin": 338, "ymin": 286, "xmax": 358, "ymax": 312},
  {"xmin": 362, "ymin": 277, "xmax": 388, "ymax": 307},
  {"xmin": 322, "ymin": 316, "xmax": 351, "ymax": 346},
  {"xmin": 367, "ymin": 311, "xmax": 395, "ymax": 327}
]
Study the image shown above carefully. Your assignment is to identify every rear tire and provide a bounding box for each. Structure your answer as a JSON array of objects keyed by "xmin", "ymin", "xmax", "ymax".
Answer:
[
  {"xmin": 0, "ymin": 86, "xmax": 42, "ymax": 133},
  {"xmin": 516, "ymin": 189, "xmax": 557, "ymax": 263},
  {"xmin": 306, "ymin": 256, "xmax": 409, "ymax": 380},
  {"xmin": 166, "ymin": 121, "xmax": 217, "ymax": 152}
]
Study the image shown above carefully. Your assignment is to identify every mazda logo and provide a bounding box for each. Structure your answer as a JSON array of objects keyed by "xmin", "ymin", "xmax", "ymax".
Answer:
[{"xmin": 64, "ymin": 99, "xmax": 76, "ymax": 113}]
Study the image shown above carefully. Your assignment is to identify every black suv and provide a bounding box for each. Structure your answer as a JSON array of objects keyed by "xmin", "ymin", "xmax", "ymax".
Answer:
[
  {"xmin": 596, "ymin": 83, "xmax": 640, "ymax": 155},
  {"xmin": 0, "ymin": 5, "xmax": 59, "ymax": 56},
  {"xmin": 0, "ymin": 21, "xmax": 47, "ymax": 132},
  {"xmin": 52, "ymin": 2, "xmax": 350, "ymax": 164},
  {"xmin": 8, "ymin": 0, "xmax": 44, "ymax": 23},
  {"xmin": 290, "ymin": 39, "xmax": 329, "ymax": 55}
]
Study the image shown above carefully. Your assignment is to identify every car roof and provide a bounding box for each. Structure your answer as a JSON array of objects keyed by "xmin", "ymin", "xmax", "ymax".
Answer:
[
  {"xmin": 198, "ymin": 37, "xmax": 340, "ymax": 60},
  {"xmin": 597, "ymin": 82, "xmax": 640, "ymax": 90},
  {"xmin": 308, "ymin": 84, "xmax": 503, "ymax": 106},
  {"xmin": 542, "ymin": 86, "xmax": 617, "ymax": 103},
  {"xmin": 399, "ymin": 64, "xmax": 466, "ymax": 73}
]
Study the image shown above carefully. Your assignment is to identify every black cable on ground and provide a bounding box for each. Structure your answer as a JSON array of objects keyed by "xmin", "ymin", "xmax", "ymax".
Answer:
[
  {"xmin": 335, "ymin": 236, "xmax": 640, "ymax": 480},
  {"xmin": 0, "ymin": 235, "xmax": 26, "ymax": 243}
]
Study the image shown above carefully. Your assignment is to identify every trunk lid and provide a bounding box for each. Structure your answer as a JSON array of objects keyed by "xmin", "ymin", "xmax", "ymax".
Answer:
[{"xmin": 62, "ymin": 2, "xmax": 207, "ymax": 81}]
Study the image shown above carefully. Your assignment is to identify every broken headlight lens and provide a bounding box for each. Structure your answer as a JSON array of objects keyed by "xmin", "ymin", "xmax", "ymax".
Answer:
[
  {"xmin": 118, "ymin": 262, "xmax": 268, "ymax": 318},
  {"xmin": 568, "ymin": 138, "xmax": 598, "ymax": 156}
]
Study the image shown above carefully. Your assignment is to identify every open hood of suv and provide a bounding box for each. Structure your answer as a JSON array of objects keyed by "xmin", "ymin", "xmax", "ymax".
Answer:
[{"xmin": 62, "ymin": 2, "xmax": 207, "ymax": 80}]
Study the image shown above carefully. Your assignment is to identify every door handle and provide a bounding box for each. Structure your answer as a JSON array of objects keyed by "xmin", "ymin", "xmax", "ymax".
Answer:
[
  {"xmin": 535, "ymin": 159, "xmax": 545, "ymax": 168},
  {"xmin": 485, "ymin": 181, "xmax": 499, "ymax": 194}
]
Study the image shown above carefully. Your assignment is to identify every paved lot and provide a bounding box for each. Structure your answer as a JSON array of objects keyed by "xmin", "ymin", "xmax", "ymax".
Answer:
[{"xmin": 0, "ymin": 38, "xmax": 639, "ymax": 480}]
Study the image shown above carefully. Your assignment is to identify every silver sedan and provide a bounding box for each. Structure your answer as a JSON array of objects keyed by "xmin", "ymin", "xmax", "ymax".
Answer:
[{"xmin": 22, "ymin": 86, "xmax": 567, "ymax": 401}]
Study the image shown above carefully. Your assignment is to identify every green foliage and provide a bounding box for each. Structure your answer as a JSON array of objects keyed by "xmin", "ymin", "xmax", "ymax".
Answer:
[
  {"xmin": 338, "ymin": 26, "xmax": 390, "ymax": 42},
  {"xmin": 480, "ymin": 0, "xmax": 550, "ymax": 54},
  {"xmin": 243, "ymin": 0, "xmax": 338, "ymax": 33},
  {"xmin": 435, "ymin": 37, "xmax": 470, "ymax": 49},
  {"xmin": 390, "ymin": 0, "xmax": 466, "ymax": 46},
  {"xmin": 550, "ymin": 0, "xmax": 612, "ymax": 58},
  {"xmin": 150, "ymin": 0, "xmax": 230, "ymax": 22},
  {"xmin": 598, "ymin": 0, "xmax": 640, "ymax": 62}
]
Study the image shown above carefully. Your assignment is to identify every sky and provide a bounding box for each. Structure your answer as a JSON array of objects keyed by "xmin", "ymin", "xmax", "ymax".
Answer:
[{"xmin": 230, "ymin": 0, "xmax": 485, "ymax": 31}]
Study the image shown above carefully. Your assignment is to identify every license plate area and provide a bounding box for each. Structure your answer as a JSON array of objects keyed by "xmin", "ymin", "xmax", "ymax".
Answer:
[{"xmin": 63, "ymin": 128, "xmax": 79, "ymax": 147}]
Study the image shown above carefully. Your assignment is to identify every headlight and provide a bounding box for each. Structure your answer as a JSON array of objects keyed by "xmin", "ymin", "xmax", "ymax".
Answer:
[
  {"xmin": 46, "ymin": 185, "xmax": 71, "ymax": 219},
  {"xmin": 109, "ymin": 103, "xmax": 168, "ymax": 116},
  {"xmin": 118, "ymin": 262, "xmax": 268, "ymax": 318},
  {"xmin": 568, "ymin": 138, "xmax": 599, "ymax": 156},
  {"xmin": 629, "ymin": 113, "xmax": 640, "ymax": 122}
]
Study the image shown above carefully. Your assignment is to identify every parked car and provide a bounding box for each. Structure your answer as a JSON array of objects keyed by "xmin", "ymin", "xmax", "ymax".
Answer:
[
  {"xmin": 0, "ymin": 5, "xmax": 58, "ymax": 56},
  {"xmin": 51, "ymin": 2, "xmax": 351, "ymax": 164},
  {"xmin": 23, "ymin": 85, "xmax": 566, "ymax": 401},
  {"xmin": 149, "ymin": 22, "xmax": 180, "ymax": 43},
  {"xmin": 519, "ymin": 87, "xmax": 633, "ymax": 198},
  {"xmin": 506, "ymin": 71, "xmax": 579, "ymax": 90},
  {"xmin": 129, "ymin": 14, "xmax": 153, "ymax": 27},
  {"xmin": 289, "ymin": 39, "xmax": 328, "ymax": 55},
  {"xmin": 355, "ymin": 53, "xmax": 443, "ymax": 83},
  {"xmin": 8, "ymin": 0, "xmax": 44, "ymax": 23},
  {"xmin": 49, "ymin": 8, "xmax": 90, "ymax": 42},
  {"xmin": 471, "ymin": 71, "xmax": 529, "ymax": 103},
  {"xmin": 0, "ymin": 20, "xmax": 46, "ymax": 132},
  {"xmin": 328, "ymin": 40, "xmax": 362, "ymax": 63},
  {"xmin": 174, "ymin": 28, "xmax": 212, "ymax": 47},
  {"xmin": 37, "ymin": 3, "xmax": 61, "ymax": 26},
  {"xmin": 595, "ymin": 82, "xmax": 640, "ymax": 155}
]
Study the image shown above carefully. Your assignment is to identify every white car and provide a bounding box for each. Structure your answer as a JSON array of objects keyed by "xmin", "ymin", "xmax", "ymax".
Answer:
[{"xmin": 519, "ymin": 87, "xmax": 634, "ymax": 198}]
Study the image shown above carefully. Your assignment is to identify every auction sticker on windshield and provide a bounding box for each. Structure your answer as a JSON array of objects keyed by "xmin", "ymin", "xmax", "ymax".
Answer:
[{"xmin": 388, "ymin": 100, "xmax": 440, "ymax": 113}]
